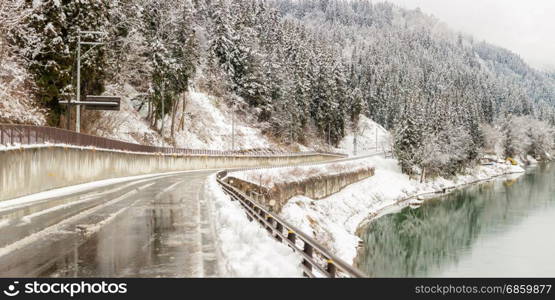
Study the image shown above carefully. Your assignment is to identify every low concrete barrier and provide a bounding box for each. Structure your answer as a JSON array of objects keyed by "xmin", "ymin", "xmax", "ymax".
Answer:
[
  {"xmin": 225, "ymin": 167, "xmax": 375, "ymax": 213},
  {"xmin": 0, "ymin": 146, "xmax": 338, "ymax": 201}
]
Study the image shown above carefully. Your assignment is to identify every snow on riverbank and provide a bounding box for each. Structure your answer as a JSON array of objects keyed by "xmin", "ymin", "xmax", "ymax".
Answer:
[
  {"xmin": 279, "ymin": 156, "xmax": 525, "ymax": 265},
  {"xmin": 205, "ymin": 174, "xmax": 302, "ymax": 277}
]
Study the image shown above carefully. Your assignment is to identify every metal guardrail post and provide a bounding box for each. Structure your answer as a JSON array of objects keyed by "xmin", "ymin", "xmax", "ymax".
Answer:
[
  {"xmin": 287, "ymin": 230, "xmax": 296, "ymax": 244},
  {"xmin": 275, "ymin": 223, "xmax": 283, "ymax": 242},
  {"xmin": 303, "ymin": 244, "xmax": 314, "ymax": 272},
  {"xmin": 265, "ymin": 214, "xmax": 274, "ymax": 233},
  {"xmin": 326, "ymin": 260, "xmax": 337, "ymax": 278}
]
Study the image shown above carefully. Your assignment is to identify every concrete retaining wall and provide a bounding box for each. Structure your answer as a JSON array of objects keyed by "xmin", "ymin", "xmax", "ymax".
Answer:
[
  {"xmin": 226, "ymin": 167, "xmax": 374, "ymax": 213},
  {"xmin": 0, "ymin": 146, "xmax": 338, "ymax": 201}
]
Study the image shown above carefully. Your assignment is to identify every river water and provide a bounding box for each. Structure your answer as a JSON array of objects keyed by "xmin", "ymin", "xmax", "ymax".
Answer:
[{"xmin": 355, "ymin": 163, "xmax": 555, "ymax": 277}]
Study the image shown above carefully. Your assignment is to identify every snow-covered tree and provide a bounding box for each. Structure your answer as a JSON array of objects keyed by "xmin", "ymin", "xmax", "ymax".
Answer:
[
  {"xmin": 394, "ymin": 113, "xmax": 423, "ymax": 175},
  {"xmin": 9, "ymin": 0, "xmax": 111, "ymax": 125},
  {"xmin": 9, "ymin": 0, "xmax": 72, "ymax": 124},
  {"xmin": 140, "ymin": 0, "xmax": 198, "ymax": 135}
]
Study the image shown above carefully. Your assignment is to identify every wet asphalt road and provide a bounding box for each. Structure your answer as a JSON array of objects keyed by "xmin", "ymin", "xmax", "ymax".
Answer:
[{"xmin": 0, "ymin": 170, "xmax": 219, "ymax": 278}]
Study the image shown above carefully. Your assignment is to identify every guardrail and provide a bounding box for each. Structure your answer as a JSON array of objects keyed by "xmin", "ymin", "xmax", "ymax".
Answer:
[
  {"xmin": 216, "ymin": 170, "xmax": 366, "ymax": 278},
  {"xmin": 0, "ymin": 124, "xmax": 343, "ymax": 157}
]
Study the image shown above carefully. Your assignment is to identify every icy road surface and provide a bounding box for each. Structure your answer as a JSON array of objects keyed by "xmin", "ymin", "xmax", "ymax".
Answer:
[{"xmin": 0, "ymin": 170, "xmax": 220, "ymax": 277}]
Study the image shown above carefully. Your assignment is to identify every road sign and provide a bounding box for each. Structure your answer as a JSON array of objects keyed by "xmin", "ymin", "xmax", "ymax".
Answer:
[
  {"xmin": 84, "ymin": 96, "xmax": 121, "ymax": 111},
  {"xmin": 59, "ymin": 96, "xmax": 120, "ymax": 113}
]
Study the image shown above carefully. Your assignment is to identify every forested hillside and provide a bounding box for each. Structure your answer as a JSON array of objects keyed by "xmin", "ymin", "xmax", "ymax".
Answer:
[{"xmin": 1, "ymin": 0, "xmax": 554, "ymax": 177}]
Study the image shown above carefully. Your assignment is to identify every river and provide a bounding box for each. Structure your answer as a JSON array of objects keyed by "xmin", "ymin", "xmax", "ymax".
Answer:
[{"xmin": 355, "ymin": 163, "xmax": 555, "ymax": 277}]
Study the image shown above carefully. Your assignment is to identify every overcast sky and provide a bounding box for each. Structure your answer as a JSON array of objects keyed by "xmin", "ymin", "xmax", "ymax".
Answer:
[{"xmin": 385, "ymin": 0, "xmax": 555, "ymax": 71}]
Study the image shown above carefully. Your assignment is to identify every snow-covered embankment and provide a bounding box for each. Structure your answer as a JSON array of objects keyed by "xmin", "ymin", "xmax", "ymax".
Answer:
[{"xmin": 279, "ymin": 156, "xmax": 525, "ymax": 264}]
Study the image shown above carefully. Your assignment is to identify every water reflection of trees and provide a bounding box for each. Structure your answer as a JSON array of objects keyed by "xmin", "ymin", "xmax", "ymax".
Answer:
[{"xmin": 356, "ymin": 164, "xmax": 554, "ymax": 277}]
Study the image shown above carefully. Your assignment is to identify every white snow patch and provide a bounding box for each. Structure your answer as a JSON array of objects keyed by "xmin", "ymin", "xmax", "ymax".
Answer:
[
  {"xmin": 85, "ymin": 84, "xmax": 169, "ymax": 147},
  {"xmin": 171, "ymin": 90, "xmax": 277, "ymax": 150},
  {"xmin": 339, "ymin": 115, "xmax": 391, "ymax": 156},
  {"xmin": 82, "ymin": 86, "xmax": 282, "ymax": 151},
  {"xmin": 205, "ymin": 174, "xmax": 302, "ymax": 277}
]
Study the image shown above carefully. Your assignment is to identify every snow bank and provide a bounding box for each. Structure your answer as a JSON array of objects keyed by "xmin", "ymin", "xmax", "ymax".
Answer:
[
  {"xmin": 205, "ymin": 174, "xmax": 302, "ymax": 277},
  {"xmin": 83, "ymin": 86, "xmax": 281, "ymax": 151},
  {"xmin": 84, "ymin": 84, "xmax": 169, "ymax": 147},
  {"xmin": 280, "ymin": 156, "xmax": 526, "ymax": 264},
  {"xmin": 170, "ymin": 90, "xmax": 277, "ymax": 150},
  {"xmin": 339, "ymin": 116, "xmax": 391, "ymax": 156}
]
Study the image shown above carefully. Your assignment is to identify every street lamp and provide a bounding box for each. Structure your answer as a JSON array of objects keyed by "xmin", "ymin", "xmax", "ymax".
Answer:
[{"xmin": 74, "ymin": 29, "xmax": 105, "ymax": 133}]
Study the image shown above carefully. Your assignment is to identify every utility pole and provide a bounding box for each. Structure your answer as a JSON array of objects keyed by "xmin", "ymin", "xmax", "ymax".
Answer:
[
  {"xmin": 231, "ymin": 111, "xmax": 235, "ymax": 151},
  {"xmin": 289, "ymin": 112, "xmax": 293, "ymax": 145},
  {"xmin": 376, "ymin": 126, "xmax": 378, "ymax": 151},
  {"xmin": 76, "ymin": 30, "xmax": 81, "ymax": 133},
  {"xmin": 353, "ymin": 120, "xmax": 368, "ymax": 157},
  {"xmin": 161, "ymin": 84, "xmax": 164, "ymax": 142},
  {"xmin": 75, "ymin": 29, "xmax": 105, "ymax": 133},
  {"xmin": 353, "ymin": 126, "xmax": 358, "ymax": 156},
  {"xmin": 63, "ymin": 92, "xmax": 72, "ymax": 130}
]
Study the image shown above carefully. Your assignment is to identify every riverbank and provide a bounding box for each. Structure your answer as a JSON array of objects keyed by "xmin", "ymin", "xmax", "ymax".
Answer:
[
  {"xmin": 354, "ymin": 163, "xmax": 555, "ymax": 277},
  {"xmin": 279, "ymin": 155, "xmax": 526, "ymax": 265}
]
